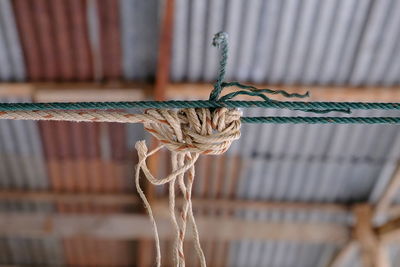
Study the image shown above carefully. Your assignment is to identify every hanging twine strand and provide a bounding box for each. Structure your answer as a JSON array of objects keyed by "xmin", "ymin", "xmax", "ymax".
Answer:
[
  {"xmin": 135, "ymin": 33, "xmax": 238, "ymax": 267},
  {"xmin": 135, "ymin": 108, "xmax": 241, "ymax": 267}
]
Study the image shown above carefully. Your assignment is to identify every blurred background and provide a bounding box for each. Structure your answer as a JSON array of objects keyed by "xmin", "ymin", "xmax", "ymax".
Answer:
[{"xmin": 0, "ymin": 0, "xmax": 400, "ymax": 266}]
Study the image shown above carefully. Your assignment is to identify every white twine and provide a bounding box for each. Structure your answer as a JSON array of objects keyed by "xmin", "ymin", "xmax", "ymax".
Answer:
[{"xmin": 135, "ymin": 108, "xmax": 241, "ymax": 267}]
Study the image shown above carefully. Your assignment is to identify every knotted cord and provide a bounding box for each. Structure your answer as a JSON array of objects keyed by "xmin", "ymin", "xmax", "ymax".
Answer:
[{"xmin": 135, "ymin": 108, "xmax": 241, "ymax": 267}]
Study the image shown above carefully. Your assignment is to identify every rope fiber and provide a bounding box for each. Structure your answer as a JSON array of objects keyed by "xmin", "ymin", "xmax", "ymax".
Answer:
[{"xmin": 0, "ymin": 109, "xmax": 399, "ymax": 124}]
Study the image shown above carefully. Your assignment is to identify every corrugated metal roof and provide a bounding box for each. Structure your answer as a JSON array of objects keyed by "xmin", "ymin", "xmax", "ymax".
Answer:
[
  {"xmin": 0, "ymin": 102, "xmax": 150, "ymax": 193},
  {"xmin": 0, "ymin": 0, "xmax": 25, "ymax": 81},
  {"xmin": 0, "ymin": 0, "xmax": 398, "ymax": 85},
  {"xmin": 170, "ymin": 0, "xmax": 400, "ymax": 86},
  {"xmin": 0, "ymin": 0, "xmax": 399, "ymax": 266},
  {"xmin": 0, "ymin": 201, "xmax": 63, "ymax": 266},
  {"xmin": 226, "ymin": 108, "xmax": 400, "ymax": 203},
  {"xmin": 388, "ymin": 243, "xmax": 400, "ymax": 266},
  {"xmin": 229, "ymin": 240, "xmax": 338, "ymax": 267},
  {"xmin": 120, "ymin": 0, "xmax": 159, "ymax": 81},
  {"xmin": 0, "ymin": 97, "xmax": 47, "ymax": 190}
]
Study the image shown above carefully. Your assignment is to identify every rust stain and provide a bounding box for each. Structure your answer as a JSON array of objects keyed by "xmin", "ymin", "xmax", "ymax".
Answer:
[
  {"xmin": 13, "ymin": 0, "xmax": 42, "ymax": 80},
  {"xmin": 33, "ymin": 0, "xmax": 60, "ymax": 80},
  {"xmin": 50, "ymin": 0, "xmax": 75, "ymax": 80},
  {"xmin": 144, "ymin": 127, "xmax": 158, "ymax": 134},
  {"xmin": 69, "ymin": 0, "xmax": 94, "ymax": 80},
  {"xmin": 97, "ymin": 0, "xmax": 122, "ymax": 80}
]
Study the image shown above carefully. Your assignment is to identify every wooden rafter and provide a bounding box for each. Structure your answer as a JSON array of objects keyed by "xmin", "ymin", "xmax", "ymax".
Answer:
[
  {"xmin": 2, "ymin": 82, "xmax": 400, "ymax": 102},
  {"xmin": 376, "ymin": 215, "xmax": 400, "ymax": 243},
  {"xmin": 166, "ymin": 83, "xmax": 400, "ymax": 101},
  {"xmin": 154, "ymin": 0, "xmax": 174, "ymax": 100},
  {"xmin": 0, "ymin": 213, "xmax": 349, "ymax": 243},
  {"xmin": 354, "ymin": 205, "xmax": 380, "ymax": 267},
  {"xmin": 375, "ymin": 164, "xmax": 400, "ymax": 218},
  {"xmin": 330, "ymin": 204, "xmax": 394, "ymax": 267},
  {"xmin": 0, "ymin": 190, "xmax": 351, "ymax": 214}
]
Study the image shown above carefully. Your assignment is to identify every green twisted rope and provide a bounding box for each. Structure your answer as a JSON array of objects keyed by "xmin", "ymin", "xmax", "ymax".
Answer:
[
  {"xmin": 241, "ymin": 116, "xmax": 400, "ymax": 124},
  {"xmin": 0, "ymin": 32, "xmax": 399, "ymax": 124},
  {"xmin": 220, "ymin": 81, "xmax": 310, "ymax": 99},
  {"xmin": 0, "ymin": 101, "xmax": 398, "ymax": 111},
  {"xmin": 209, "ymin": 32, "xmax": 229, "ymax": 102}
]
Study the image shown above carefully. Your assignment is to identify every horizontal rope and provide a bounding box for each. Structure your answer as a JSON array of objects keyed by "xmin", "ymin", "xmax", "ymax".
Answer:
[
  {"xmin": 0, "ymin": 110, "xmax": 159, "ymax": 123},
  {"xmin": 242, "ymin": 116, "xmax": 400, "ymax": 124},
  {"xmin": 0, "ymin": 110, "xmax": 399, "ymax": 124},
  {"xmin": 0, "ymin": 100, "xmax": 399, "ymax": 111}
]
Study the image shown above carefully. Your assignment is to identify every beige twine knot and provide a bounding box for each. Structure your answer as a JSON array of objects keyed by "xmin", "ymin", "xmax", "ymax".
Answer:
[
  {"xmin": 142, "ymin": 107, "xmax": 242, "ymax": 154},
  {"xmin": 134, "ymin": 108, "xmax": 241, "ymax": 267}
]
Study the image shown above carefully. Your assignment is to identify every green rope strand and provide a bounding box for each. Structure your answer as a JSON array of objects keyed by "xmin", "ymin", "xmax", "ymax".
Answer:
[
  {"xmin": 219, "ymin": 82, "xmax": 351, "ymax": 114},
  {"xmin": 0, "ymin": 101, "xmax": 398, "ymax": 111},
  {"xmin": 241, "ymin": 116, "xmax": 400, "ymax": 124},
  {"xmin": 209, "ymin": 32, "xmax": 229, "ymax": 101},
  {"xmin": 208, "ymin": 33, "xmax": 351, "ymax": 115},
  {"xmin": 218, "ymin": 85, "xmax": 308, "ymax": 102},
  {"xmin": 220, "ymin": 81, "xmax": 310, "ymax": 99}
]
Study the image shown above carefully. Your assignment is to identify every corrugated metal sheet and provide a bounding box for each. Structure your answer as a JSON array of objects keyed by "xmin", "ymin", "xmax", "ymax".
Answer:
[
  {"xmin": 388, "ymin": 243, "xmax": 400, "ymax": 266},
  {"xmin": 12, "ymin": 0, "xmax": 95, "ymax": 81},
  {"xmin": 341, "ymin": 244, "xmax": 363, "ymax": 267},
  {"xmin": 231, "ymin": 108, "xmax": 400, "ymax": 203},
  {"xmin": 97, "ymin": 0, "xmax": 122, "ymax": 80},
  {"xmin": 0, "ymin": 0, "xmax": 398, "ymax": 84},
  {"xmin": 229, "ymin": 240, "xmax": 337, "ymax": 267},
  {"xmin": 0, "ymin": 97, "xmax": 147, "ymax": 265},
  {"xmin": 0, "ymin": 97, "xmax": 47, "ymax": 190},
  {"xmin": 0, "ymin": 1, "xmax": 400, "ymax": 266},
  {"xmin": 120, "ymin": 0, "xmax": 159, "ymax": 81},
  {"xmin": 225, "ymin": 108, "xmax": 398, "ymax": 266},
  {"xmin": 170, "ymin": 0, "xmax": 400, "ymax": 86},
  {"xmin": 350, "ymin": 0, "xmax": 400, "ymax": 86},
  {"xmin": 0, "ymin": 0, "xmax": 25, "ymax": 81},
  {"xmin": 225, "ymin": 208, "xmax": 350, "ymax": 266},
  {"xmin": 0, "ymin": 201, "xmax": 63, "ymax": 266},
  {"xmin": 0, "ymin": 0, "xmax": 160, "ymax": 82}
]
